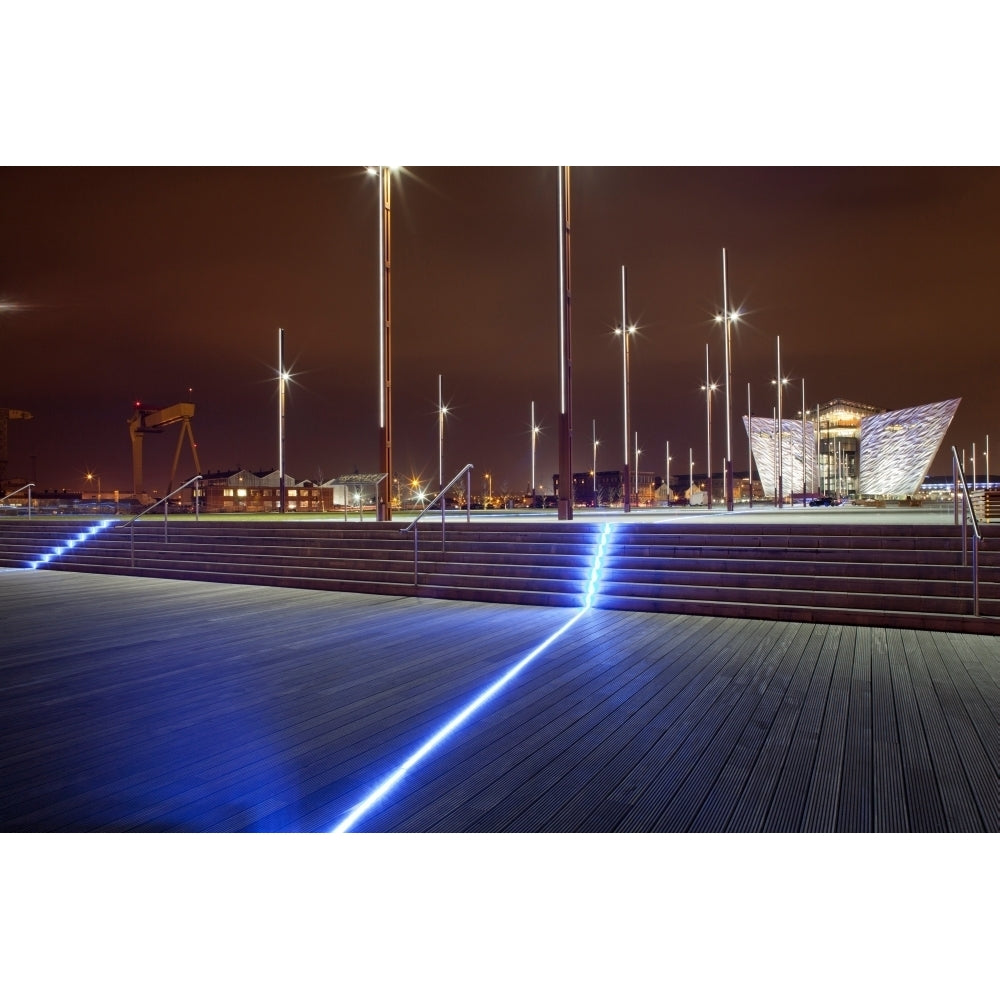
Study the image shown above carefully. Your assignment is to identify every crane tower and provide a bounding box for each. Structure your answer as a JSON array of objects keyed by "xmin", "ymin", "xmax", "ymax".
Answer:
[{"xmin": 128, "ymin": 401, "xmax": 200, "ymax": 501}]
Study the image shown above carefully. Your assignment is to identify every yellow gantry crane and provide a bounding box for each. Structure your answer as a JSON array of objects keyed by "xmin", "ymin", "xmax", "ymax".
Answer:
[
  {"xmin": 0, "ymin": 408, "xmax": 32, "ymax": 484},
  {"xmin": 128, "ymin": 401, "xmax": 200, "ymax": 501}
]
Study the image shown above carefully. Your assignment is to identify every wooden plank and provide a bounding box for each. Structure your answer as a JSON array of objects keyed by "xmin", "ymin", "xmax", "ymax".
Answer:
[
  {"xmin": 889, "ymin": 631, "xmax": 946, "ymax": 832},
  {"xmin": 800, "ymin": 625, "xmax": 856, "ymax": 831},
  {"xmin": 902, "ymin": 633, "xmax": 983, "ymax": 832},
  {"xmin": 871, "ymin": 627, "xmax": 908, "ymax": 831},
  {"xmin": 730, "ymin": 624, "xmax": 840, "ymax": 832},
  {"xmin": 375, "ymin": 614, "xmax": 734, "ymax": 834}
]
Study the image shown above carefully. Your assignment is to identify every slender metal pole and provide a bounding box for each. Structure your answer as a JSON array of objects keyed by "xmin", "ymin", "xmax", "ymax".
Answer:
[
  {"xmin": 378, "ymin": 166, "xmax": 393, "ymax": 521},
  {"xmin": 557, "ymin": 166, "xmax": 574, "ymax": 520},
  {"xmin": 665, "ymin": 440, "xmax": 670, "ymax": 507},
  {"xmin": 438, "ymin": 374, "xmax": 444, "ymax": 493},
  {"xmin": 747, "ymin": 382, "xmax": 753, "ymax": 509},
  {"xmin": 620, "ymin": 265, "xmax": 631, "ymax": 513},
  {"xmin": 776, "ymin": 336, "xmax": 784, "ymax": 508},
  {"xmin": 593, "ymin": 418, "xmax": 598, "ymax": 506},
  {"xmin": 531, "ymin": 400, "xmax": 536, "ymax": 504},
  {"xmin": 634, "ymin": 431, "xmax": 640, "ymax": 506},
  {"xmin": 801, "ymin": 378, "xmax": 806, "ymax": 506},
  {"xmin": 689, "ymin": 447, "xmax": 693, "ymax": 503},
  {"xmin": 705, "ymin": 343, "xmax": 713, "ymax": 510},
  {"xmin": 278, "ymin": 327, "xmax": 286, "ymax": 514},
  {"xmin": 721, "ymin": 248, "xmax": 734, "ymax": 510}
]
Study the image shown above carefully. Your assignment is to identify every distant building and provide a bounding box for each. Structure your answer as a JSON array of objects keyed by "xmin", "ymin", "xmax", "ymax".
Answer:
[
  {"xmin": 199, "ymin": 468, "xmax": 322, "ymax": 512},
  {"xmin": 743, "ymin": 397, "xmax": 960, "ymax": 501}
]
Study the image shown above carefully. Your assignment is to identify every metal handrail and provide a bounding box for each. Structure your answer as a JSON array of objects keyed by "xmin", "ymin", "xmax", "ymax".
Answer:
[
  {"xmin": 952, "ymin": 447, "xmax": 981, "ymax": 615},
  {"xmin": 401, "ymin": 463, "xmax": 473, "ymax": 584},
  {"xmin": 0, "ymin": 483, "xmax": 34, "ymax": 520},
  {"xmin": 118, "ymin": 474, "xmax": 202, "ymax": 567}
]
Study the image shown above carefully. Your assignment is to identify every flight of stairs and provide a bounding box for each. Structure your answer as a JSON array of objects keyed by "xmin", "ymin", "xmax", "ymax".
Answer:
[{"xmin": 1, "ymin": 516, "xmax": 997, "ymax": 634}]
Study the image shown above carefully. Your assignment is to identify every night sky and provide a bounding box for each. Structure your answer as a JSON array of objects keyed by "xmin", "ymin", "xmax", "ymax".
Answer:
[{"xmin": 2, "ymin": 165, "xmax": 999, "ymax": 497}]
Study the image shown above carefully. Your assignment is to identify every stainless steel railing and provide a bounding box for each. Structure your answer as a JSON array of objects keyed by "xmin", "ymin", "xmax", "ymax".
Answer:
[
  {"xmin": 401, "ymin": 463, "xmax": 473, "ymax": 585},
  {"xmin": 952, "ymin": 447, "xmax": 982, "ymax": 615},
  {"xmin": 118, "ymin": 475, "xmax": 202, "ymax": 567},
  {"xmin": 0, "ymin": 483, "xmax": 34, "ymax": 519}
]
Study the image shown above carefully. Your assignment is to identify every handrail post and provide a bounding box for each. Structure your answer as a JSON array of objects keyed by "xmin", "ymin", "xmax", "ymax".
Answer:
[
  {"xmin": 413, "ymin": 522, "xmax": 419, "ymax": 585},
  {"xmin": 27, "ymin": 484, "xmax": 32, "ymax": 521},
  {"xmin": 973, "ymin": 533, "xmax": 980, "ymax": 616},
  {"xmin": 466, "ymin": 467, "xmax": 471, "ymax": 523}
]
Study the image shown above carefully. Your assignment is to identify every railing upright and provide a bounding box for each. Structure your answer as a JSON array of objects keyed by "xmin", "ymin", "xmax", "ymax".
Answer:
[
  {"xmin": 0, "ymin": 483, "xmax": 34, "ymax": 520},
  {"xmin": 119, "ymin": 475, "xmax": 203, "ymax": 568},
  {"xmin": 952, "ymin": 447, "xmax": 981, "ymax": 615},
  {"xmin": 402, "ymin": 463, "xmax": 473, "ymax": 585}
]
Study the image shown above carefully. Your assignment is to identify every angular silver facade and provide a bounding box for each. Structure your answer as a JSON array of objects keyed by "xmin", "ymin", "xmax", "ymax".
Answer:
[
  {"xmin": 744, "ymin": 416, "xmax": 817, "ymax": 501},
  {"xmin": 859, "ymin": 398, "xmax": 960, "ymax": 497}
]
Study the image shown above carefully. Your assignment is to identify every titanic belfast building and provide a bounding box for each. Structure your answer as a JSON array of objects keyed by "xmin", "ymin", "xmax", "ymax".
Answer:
[{"xmin": 743, "ymin": 398, "xmax": 960, "ymax": 501}]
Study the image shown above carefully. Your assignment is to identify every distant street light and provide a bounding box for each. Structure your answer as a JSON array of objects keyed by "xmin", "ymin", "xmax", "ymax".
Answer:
[
  {"xmin": 277, "ymin": 327, "xmax": 288, "ymax": 514},
  {"xmin": 85, "ymin": 471, "xmax": 101, "ymax": 504},
  {"xmin": 771, "ymin": 336, "xmax": 789, "ymax": 508},
  {"xmin": 614, "ymin": 265, "xmax": 636, "ymax": 513},
  {"xmin": 665, "ymin": 440, "xmax": 671, "ymax": 507},
  {"xmin": 634, "ymin": 432, "xmax": 642, "ymax": 507},
  {"xmin": 714, "ymin": 248, "xmax": 740, "ymax": 511},
  {"xmin": 592, "ymin": 419, "xmax": 599, "ymax": 506},
  {"xmin": 531, "ymin": 400, "xmax": 540, "ymax": 503},
  {"xmin": 438, "ymin": 374, "xmax": 448, "ymax": 493},
  {"xmin": 701, "ymin": 343, "xmax": 719, "ymax": 509}
]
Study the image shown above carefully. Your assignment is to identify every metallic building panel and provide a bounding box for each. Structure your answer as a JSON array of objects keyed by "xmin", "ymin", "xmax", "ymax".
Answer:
[{"xmin": 859, "ymin": 398, "xmax": 960, "ymax": 496}]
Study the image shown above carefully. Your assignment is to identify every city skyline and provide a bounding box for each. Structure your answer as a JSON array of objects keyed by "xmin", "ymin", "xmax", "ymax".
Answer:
[{"xmin": 3, "ymin": 166, "xmax": 998, "ymax": 499}]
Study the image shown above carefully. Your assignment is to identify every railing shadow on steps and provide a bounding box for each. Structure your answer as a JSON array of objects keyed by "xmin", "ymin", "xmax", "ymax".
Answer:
[
  {"xmin": 117, "ymin": 474, "xmax": 202, "ymax": 568},
  {"xmin": 400, "ymin": 464, "xmax": 473, "ymax": 585},
  {"xmin": 952, "ymin": 446, "xmax": 982, "ymax": 616}
]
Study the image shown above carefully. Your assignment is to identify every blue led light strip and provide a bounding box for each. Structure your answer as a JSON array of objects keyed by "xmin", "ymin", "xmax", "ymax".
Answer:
[
  {"xmin": 330, "ymin": 521, "xmax": 615, "ymax": 833},
  {"xmin": 29, "ymin": 520, "xmax": 114, "ymax": 570}
]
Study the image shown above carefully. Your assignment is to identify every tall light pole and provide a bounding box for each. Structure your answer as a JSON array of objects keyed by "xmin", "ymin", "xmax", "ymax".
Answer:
[
  {"xmin": 715, "ymin": 248, "xmax": 737, "ymax": 511},
  {"xmin": 592, "ymin": 419, "xmax": 599, "ymax": 506},
  {"xmin": 557, "ymin": 166, "xmax": 574, "ymax": 520},
  {"xmin": 689, "ymin": 447, "xmax": 693, "ymax": 503},
  {"xmin": 438, "ymin": 374, "xmax": 447, "ymax": 494},
  {"xmin": 747, "ymin": 382, "xmax": 753, "ymax": 509},
  {"xmin": 665, "ymin": 440, "xmax": 671, "ymax": 507},
  {"xmin": 701, "ymin": 343, "xmax": 718, "ymax": 509},
  {"xmin": 972, "ymin": 443, "xmax": 977, "ymax": 490},
  {"xmin": 615, "ymin": 265, "xmax": 635, "ymax": 513},
  {"xmin": 86, "ymin": 471, "xmax": 101, "ymax": 504},
  {"xmin": 986, "ymin": 434, "xmax": 990, "ymax": 488},
  {"xmin": 772, "ymin": 336, "xmax": 789, "ymax": 508},
  {"xmin": 531, "ymin": 400, "xmax": 539, "ymax": 503},
  {"xmin": 634, "ymin": 432, "xmax": 641, "ymax": 506},
  {"xmin": 278, "ymin": 326, "xmax": 287, "ymax": 514},
  {"xmin": 801, "ymin": 378, "xmax": 807, "ymax": 506},
  {"xmin": 367, "ymin": 166, "xmax": 394, "ymax": 521}
]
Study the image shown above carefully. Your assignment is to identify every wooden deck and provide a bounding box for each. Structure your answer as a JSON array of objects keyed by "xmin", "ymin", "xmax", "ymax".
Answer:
[{"xmin": 1, "ymin": 568, "xmax": 997, "ymax": 833}]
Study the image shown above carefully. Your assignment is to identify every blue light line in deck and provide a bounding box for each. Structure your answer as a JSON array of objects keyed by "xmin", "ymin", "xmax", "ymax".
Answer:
[{"xmin": 330, "ymin": 521, "xmax": 615, "ymax": 833}]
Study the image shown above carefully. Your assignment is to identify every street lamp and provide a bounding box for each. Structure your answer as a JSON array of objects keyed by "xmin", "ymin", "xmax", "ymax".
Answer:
[
  {"xmin": 689, "ymin": 447, "xmax": 694, "ymax": 503},
  {"xmin": 714, "ymin": 248, "xmax": 739, "ymax": 511},
  {"xmin": 86, "ymin": 471, "xmax": 101, "ymax": 504},
  {"xmin": 634, "ymin": 432, "xmax": 642, "ymax": 507},
  {"xmin": 747, "ymin": 382, "xmax": 753, "ymax": 508},
  {"xmin": 614, "ymin": 265, "xmax": 636, "ymax": 513},
  {"xmin": 531, "ymin": 400, "xmax": 540, "ymax": 504},
  {"xmin": 438, "ymin": 374, "xmax": 448, "ymax": 493},
  {"xmin": 277, "ymin": 327, "xmax": 288, "ymax": 514},
  {"xmin": 367, "ymin": 166, "xmax": 395, "ymax": 521},
  {"xmin": 665, "ymin": 440, "xmax": 671, "ymax": 507},
  {"xmin": 592, "ymin": 419, "xmax": 599, "ymax": 506},
  {"xmin": 701, "ymin": 343, "xmax": 719, "ymax": 509},
  {"xmin": 986, "ymin": 435, "xmax": 990, "ymax": 489},
  {"xmin": 771, "ymin": 335, "xmax": 789, "ymax": 508}
]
